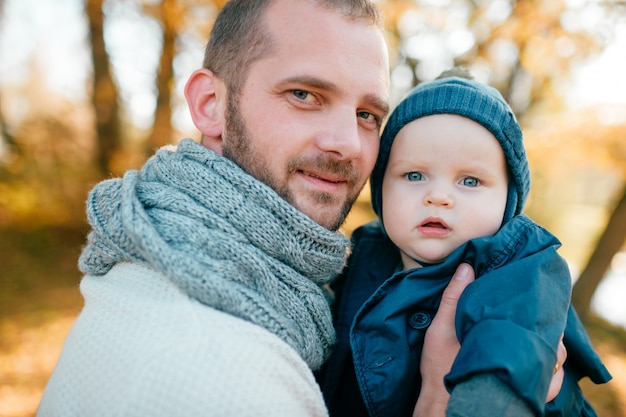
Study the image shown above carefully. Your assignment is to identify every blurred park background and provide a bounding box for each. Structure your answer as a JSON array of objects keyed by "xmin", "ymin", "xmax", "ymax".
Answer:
[{"xmin": 1, "ymin": 0, "xmax": 625, "ymax": 415}]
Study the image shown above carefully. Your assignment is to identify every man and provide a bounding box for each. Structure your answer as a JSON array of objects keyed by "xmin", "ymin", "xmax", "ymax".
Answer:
[{"xmin": 37, "ymin": 1, "xmax": 563, "ymax": 416}]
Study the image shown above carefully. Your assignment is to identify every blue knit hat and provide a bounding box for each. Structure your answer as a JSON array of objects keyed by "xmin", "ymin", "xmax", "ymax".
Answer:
[{"xmin": 370, "ymin": 76, "xmax": 530, "ymax": 226}]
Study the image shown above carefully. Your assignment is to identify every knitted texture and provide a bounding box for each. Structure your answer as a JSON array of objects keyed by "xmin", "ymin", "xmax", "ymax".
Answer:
[
  {"xmin": 79, "ymin": 139, "xmax": 349, "ymax": 370},
  {"xmin": 370, "ymin": 77, "xmax": 530, "ymax": 225},
  {"xmin": 38, "ymin": 263, "xmax": 330, "ymax": 416}
]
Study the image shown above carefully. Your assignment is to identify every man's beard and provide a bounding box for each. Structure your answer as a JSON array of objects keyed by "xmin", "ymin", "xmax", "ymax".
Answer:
[{"xmin": 221, "ymin": 94, "xmax": 360, "ymax": 231}]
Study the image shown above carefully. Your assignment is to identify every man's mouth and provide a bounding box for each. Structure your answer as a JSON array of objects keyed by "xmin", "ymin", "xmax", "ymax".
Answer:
[
  {"xmin": 300, "ymin": 169, "xmax": 345, "ymax": 184},
  {"xmin": 295, "ymin": 169, "xmax": 350, "ymax": 195}
]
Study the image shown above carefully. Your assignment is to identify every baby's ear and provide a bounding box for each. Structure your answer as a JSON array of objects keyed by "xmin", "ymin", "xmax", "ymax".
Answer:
[{"xmin": 184, "ymin": 69, "xmax": 227, "ymax": 152}]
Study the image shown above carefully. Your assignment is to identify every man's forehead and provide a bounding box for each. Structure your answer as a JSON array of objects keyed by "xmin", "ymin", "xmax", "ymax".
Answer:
[{"xmin": 257, "ymin": 0, "xmax": 390, "ymax": 103}]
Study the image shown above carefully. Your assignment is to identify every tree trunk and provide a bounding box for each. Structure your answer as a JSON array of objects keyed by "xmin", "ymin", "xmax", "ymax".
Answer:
[
  {"xmin": 572, "ymin": 185, "xmax": 626, "ymax": 322},
  {"xmin": 146, "ymin": 0, "xmax": 177, "ymax": 155},
  {"xmin": 0, "ymin": 0, "xmax": 15, "ymax": 156},
  {"xmin": 0, "ymin": 95, "xmax": 17, "ymax": 153},
  {"xmin": 86, "ymin": 0, "xmax": 121, "ymax": 176}
]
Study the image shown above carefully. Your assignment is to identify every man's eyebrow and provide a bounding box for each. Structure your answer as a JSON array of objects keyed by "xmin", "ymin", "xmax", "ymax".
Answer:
[
  {"xmin": 281, "ymin": 76, "xmax": 389, "ymax": 116},
  {"xmin": 364, "ymin": 93, "xmax": 390, "ymax": 117},
  {"xmin": 282, "ymin": 75, "xmax": 339, "ymax": 91}
]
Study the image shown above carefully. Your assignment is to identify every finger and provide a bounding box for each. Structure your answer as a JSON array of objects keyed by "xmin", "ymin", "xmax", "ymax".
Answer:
[
  {"xmin": 438, "ymin": 263, "xmax": 475, "ymax": 313},
  {"xmin": 556, "ymin": 337, "xmax": 567, "ymax": 368},
  {"xmin": 427, "ymin": 263, "xmax": 475, "ymax": 346},
  {"xmin": 546, "ymin": 366, "xmax": 564, "ymax": 402},
  {"xmin": 546, "ymin": 335, "xmax": 567, "ymax": 403}
]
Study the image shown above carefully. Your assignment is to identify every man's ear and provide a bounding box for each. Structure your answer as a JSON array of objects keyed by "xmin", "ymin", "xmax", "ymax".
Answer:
[{"xmin": 184, "ymin": 69, "xmax": 227, "ymax": 151}]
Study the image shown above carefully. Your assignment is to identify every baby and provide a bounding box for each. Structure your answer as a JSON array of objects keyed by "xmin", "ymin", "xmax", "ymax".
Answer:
[{"xmin": 323, "ymin": 69, "xmax": 611, "ymax": 417}]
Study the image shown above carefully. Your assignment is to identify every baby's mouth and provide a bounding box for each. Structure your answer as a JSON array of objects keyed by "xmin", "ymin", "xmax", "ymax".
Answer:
[
  {"xmin": 418, "ymin": 218, "xmax": 451, "ymax": 236},
  {"xmin": 422, "ymin": 221, "xmax": 446, "ymax": 229}
]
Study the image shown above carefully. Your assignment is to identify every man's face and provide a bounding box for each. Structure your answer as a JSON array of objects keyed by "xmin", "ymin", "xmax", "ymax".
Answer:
[{"xmin": 221, "ymin": 0, "xmax": 390, "ymax": 231}]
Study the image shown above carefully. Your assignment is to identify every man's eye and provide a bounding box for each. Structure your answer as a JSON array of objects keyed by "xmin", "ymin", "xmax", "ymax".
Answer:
[
  {"xmin": 407, "ymin": 172, "xmax": 423, "ymax": 182},
  {"xmin": 293, "ymin": 90, "xmax": 312, "ymax": 101},
  {"xmin": 462, "ymin": 177, "xmax": 479, "ymax": 187},
  {"xmin": 357, "ymin": 111, "xmax": 376, "ymax": 122}
]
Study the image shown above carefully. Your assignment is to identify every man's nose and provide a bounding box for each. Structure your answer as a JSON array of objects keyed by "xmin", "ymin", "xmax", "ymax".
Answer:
[{"xmin": 316, "ymin": 114, "xmax": 362, "ymax": 160}]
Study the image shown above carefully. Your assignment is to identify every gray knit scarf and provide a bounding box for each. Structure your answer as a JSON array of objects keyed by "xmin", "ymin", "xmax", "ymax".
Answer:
[{"xmin": 79, "ymin": 139, "xmax": 349, "ymax": 370}]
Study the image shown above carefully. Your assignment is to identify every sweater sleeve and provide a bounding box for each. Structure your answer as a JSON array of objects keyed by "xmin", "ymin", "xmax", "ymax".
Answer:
[
  {"xmin": 447, "ymin": 373, "xmax": 534, "ymax": 417},
  {"xmin": 37, "ymin": 265, "xmax": 329, "ymax": 417},
  {"xmin": 120, "ymin": 313, "xmax": 329, "ymax": 417}
]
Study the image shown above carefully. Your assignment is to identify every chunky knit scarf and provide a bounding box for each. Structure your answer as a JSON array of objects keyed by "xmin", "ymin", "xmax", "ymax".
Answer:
[{"xmin": 79, "ymin": 139, "xmax": 349, "ymax": 370}]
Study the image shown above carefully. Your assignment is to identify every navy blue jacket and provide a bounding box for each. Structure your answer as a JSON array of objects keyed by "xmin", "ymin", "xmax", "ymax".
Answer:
[{"xmin": 319, "ymin": 215, "xmax": 611, "ymax": 417}]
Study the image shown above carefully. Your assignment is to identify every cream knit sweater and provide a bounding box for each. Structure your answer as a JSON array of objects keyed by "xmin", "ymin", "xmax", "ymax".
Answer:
[{"xmin": 37, "ymin": 263, "xmax": 329, "ymax": 417}]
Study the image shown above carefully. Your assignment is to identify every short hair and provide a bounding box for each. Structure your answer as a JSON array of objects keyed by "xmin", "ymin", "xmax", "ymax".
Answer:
[{"xmin": 203, "ymin": 0, "xmax": 383, "ymax": 96}]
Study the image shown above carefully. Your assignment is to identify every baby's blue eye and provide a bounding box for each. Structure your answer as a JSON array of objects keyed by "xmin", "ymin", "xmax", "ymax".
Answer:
[
  {"xmin": 462, "ymin": 177, "xmax": 479, "ymax": 187},
  {"xmin": 407, "ymin": 172, "xmax": 423, "ymax": 182}
]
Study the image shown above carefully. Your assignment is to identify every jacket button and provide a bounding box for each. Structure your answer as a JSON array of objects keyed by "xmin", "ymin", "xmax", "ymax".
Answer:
[{"xmin": 409, "ymin": 312, "xmax": 431, "ymax": 329}]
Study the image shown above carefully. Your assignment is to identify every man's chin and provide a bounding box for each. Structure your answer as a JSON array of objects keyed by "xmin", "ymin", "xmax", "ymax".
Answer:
[{"xmin": 297, "ymin": 202, "xmax": 350, "ymax": 231}]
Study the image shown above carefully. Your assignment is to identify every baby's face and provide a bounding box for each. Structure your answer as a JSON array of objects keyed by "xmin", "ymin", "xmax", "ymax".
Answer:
[{"xmin": 381, "ymin": 114, "xmax": 508, "ymax": 270}]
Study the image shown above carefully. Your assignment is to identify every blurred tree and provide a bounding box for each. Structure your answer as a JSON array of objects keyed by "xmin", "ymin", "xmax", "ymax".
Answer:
[
  {"xmin": 0, "ymin": 86, "xmax": 96, "ymax": 227},
  {"xmin": 523, "ymin": 113, "xmax": 626, "ymax": 322},
  {"xmin": 141, "ymin": 0, "xmax": 221, "ymax": 152},
  {"xmin": 0, "ymin": 0, "xmax": 16, "ymax": 158},
  {"xmin": 86, "ymin": 0, "xmax": 122, "ymax": 176},
  {"xmin": 0, "ymin": 96, "xmax": 17, "ymax": 158},
  {"xmin": 7, "ymin": 112, "xmax": 92, "ymax": 224},
  {"xmin": 144, "ymin": 0, "xmax": 178, "ymax": 153},
  {"xmin": 378, "ymin": 0, "xmax": 610, "ymax": 115},
  {"xmin": 573, "ymin": 186, "xmax": 626, "ymax": 321}
]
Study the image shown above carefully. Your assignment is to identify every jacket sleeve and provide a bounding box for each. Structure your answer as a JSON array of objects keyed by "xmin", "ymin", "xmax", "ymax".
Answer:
[
  {"xmin": 445, "ymin": 221, "xmax": 572, "ymax": 416},
  {"xmin": 543, "ymin": 305, "xmax": 612, "ymax": 417}
]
